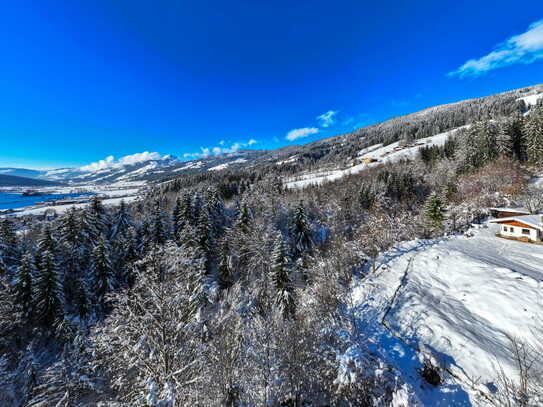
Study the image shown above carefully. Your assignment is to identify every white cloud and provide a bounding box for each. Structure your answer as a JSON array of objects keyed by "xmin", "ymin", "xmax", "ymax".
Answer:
[
  {"xmin": 286, "ymin": 127, "xmax": 320, "ymax": 141},
  {"xmin": 183, "ymin": 139, "xmax": 258, "ymax": 159},
  {"xmin": 80, "ymin": 151, "xmax": 166, "ymax": 172},
  {"xmin": 450, "ymin": 19, "xmax": 543, "ymax": 78},
  {"xmin": 316, "ymin": 110, "xmax": 339, "ymax": 128}
]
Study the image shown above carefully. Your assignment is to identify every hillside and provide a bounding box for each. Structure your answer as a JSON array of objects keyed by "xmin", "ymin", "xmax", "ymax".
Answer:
[{"xmin": 0, "ymin": 174, "xmax": 62, "ymax": 187}]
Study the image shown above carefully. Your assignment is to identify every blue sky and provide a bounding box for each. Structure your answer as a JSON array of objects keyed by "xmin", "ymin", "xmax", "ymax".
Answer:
[{"xmin": 0, "ymin": 1, "xmax": 542, "ymax": 169}]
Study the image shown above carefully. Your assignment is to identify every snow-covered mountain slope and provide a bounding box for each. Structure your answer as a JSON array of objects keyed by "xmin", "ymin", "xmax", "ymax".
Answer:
[
  {"xmin": 285, "ymin": 127, "xmax": 466, "ymax": 189},
  {"xmin": 351, "ymin": 223, "xmax": 543, "ymax": 405}
]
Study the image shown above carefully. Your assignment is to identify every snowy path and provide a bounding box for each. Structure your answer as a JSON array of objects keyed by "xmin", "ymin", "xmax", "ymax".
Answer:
[{"xmin": 350, "ymin": 225, "xmax": 543, "ymax": 406}]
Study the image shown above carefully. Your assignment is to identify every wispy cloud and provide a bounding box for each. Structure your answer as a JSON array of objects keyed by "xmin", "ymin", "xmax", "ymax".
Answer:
[
  {"xmin": 316, "ymin": 110, "xmax": 339, "ymax": 128},
  {"xmin": 80, "ymin": 151, "xmax": 166, "ymax": 171},
  {"xmin": 183, "ymin": 139, "xmax": 258, "ymax": 159},
  {"xmin": 449, "ymin": 19, "xmax": 543, "ymax": 78},
  {"xmin": 285, "ymin": 127, "xmax": 320, "ymax": 141}
]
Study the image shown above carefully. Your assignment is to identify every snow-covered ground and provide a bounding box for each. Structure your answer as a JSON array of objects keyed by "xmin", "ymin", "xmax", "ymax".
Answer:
[
  {"xmin": 351, "ymin": 223, "xmax": 543, "ymax": 405},
  {"xmin": 285, "ymin": 127, "xmax": 466, "ymax": 189},
  {"xmin": 208, "ymin": 158, "xmax": 248, "ymax": 171},
  {"xmin": 518, "ymin": 93, "xmax": 543, "ymax": 107}
]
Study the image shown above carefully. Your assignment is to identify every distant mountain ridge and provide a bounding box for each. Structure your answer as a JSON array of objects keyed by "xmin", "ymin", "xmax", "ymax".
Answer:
[
  {"xmin": 0, "ymin": 174, "xmax": 63, "ymax": 187},
  {"xmin": 0, "ymin": 168, "xmax": 45, "ymax": 179}
]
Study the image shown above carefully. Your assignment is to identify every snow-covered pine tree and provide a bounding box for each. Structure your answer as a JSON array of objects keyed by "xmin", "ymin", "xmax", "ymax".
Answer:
[
  {"xmin": 359, "ymin": 182, "xmax": 377, "ymax": 210},
  {"xmin": 89, "ymin": 196, "xmax": 110, "ymax": 233},
  {"xmin": 90, "ymin": 236, "xmax": 115, "ymax": 308},
  {"xmin": 456, "ymin": 126, "xmax": 482, "ymax": 172},
  {"xmin": 34, "ymin": 225, "xmax": 56, "ymax": 274},
  {"xmin": 14, "ymin": 252, "xmax": 34, "ymax": 319},
  {"xmin": 236, "ymin": 202, "xmax": 251, "ymax": 233},
  {"xmin": 81, "ymin": 196, "xmax": 110, "ymax": 248},
  {"xmin": 289, "ymin": 201, "xmax": 313, "ymax": 258},
  {"xmin": 509, "ymin": 112, "xmax": 527, "ymax": 162},
  {"xmin": 72, "ymin": 276, "xmax": 89, "ymax": 319},
  {"xmin": 478, "ymin": 120, "xmax": 498, "ymax": 164},
  {"xmin": 0, "ymin": 217, "xmax": 19, "ymax": 269},
  {"xmin": 271, "ymin": 233, "xmax": 295, "ymax": 318},
  {"xmin": 28, "ymin": 334, "xmax": 98, "ymax": 406},
  {"xmin": 205, "ymin": 186, "xmax": 225, "ymax": 235},
  {"xmin": 196, "ymin": 205, "xmax": 212, "ymax": 269},
  {"xmin": 174, "ymin": 193, "xmax": 193, "ymax": 242},
  {"xmin": 57, "ymin": 208, "xmax": 85, "ymax": 303},
  {"xmin": 116, "ymin": 226, "xmax": 139, "ymax": 287},
  {"xmin": 496, "ymin": 118, "xmax": 515, "ymax": 158},
  {"xmin": 33, "ymin": 249, "xmax": 64, "ymax": 327},
  {"xmin": 109, "ymin": 199, "xmax": 132, "ymax": 241},
  {"xmin": 37, "ymin": 225, "xmax": 55, "ymax": 254},
  {"xmin": 425, "ymin": 192, "xmax": 447, "ymax": 230},
  {"xmin": 137, "ymin": 218, "xmax": 151, "ymax": 253},
  {"xmin": 524, "ymin": 105, "xmax": 543, "ymax": 164},
  {"xmin": 150, "ymin": 199, "xmax": 168, "ymax": 247},
  {"xmin": 218, "ymin": 239, "xmax": 233, "ymax": 290},
  {"xmin": 172, "ymin": 196, "xmax": 183, "ymax": 239}
]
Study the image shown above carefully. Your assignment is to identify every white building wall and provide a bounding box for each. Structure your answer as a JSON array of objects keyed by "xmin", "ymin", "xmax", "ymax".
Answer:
[{"xmin": 499, "ymin": 225, "xmax": 539, "ymax": 241}]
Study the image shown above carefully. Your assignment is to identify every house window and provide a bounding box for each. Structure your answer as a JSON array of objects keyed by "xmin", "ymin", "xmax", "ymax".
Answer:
[
  {"xmin": 510, "ymin": 227, "xmax": 514, "ymax": 232},
  {"xmin": 503, "ymin": 226, "xmax": 508, "ymax": 232},
  {"xmin": 522, "ymin": 229, "xmax": 530, "ymax": 235}
]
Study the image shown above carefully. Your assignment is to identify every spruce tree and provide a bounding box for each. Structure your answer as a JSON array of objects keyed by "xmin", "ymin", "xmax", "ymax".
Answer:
[
  {"xmin": 14, "ymin": 253, "xmax": 34, "ymax": 319},
  {"xmin": 37, "ymin": 225, "xmax": 55, "ymax": 255},
  {"xmin": 172, "ymin": 196, "xmax": 183, "ymax": 239},
  {"xmin": 35, "ymin": 226, "xmax": 55, "ymax": 273},
  {"xmin": 33, "ymin": 250, "xmax": 64, "ymax": 327},
  {"xmin": 186, "ymin": 253, "xmax": 208, "ymax": 322},
  {"xmin": 137, "ymin": 219, "xmax": 151, "ymax": 253},
  {"xmin": 271, "ymin": 233, "xmax": 295, "ymax": 318},
  {"xmin": 289, "ymin": 202, "xmax": 313, "ymax": 257},
  {"xmin": 425, "ymin": 192, "xmax": 447, "ymax": 230},
  {"xmin": 0, "ymin": 218, "xmax": 19, "ymax": 268},
  {"xmin": 150, "ymin": 200, "xmax": 168, "ymax": 247},
  {"xmin": 236, "ymin": 203, "xmax": 251, "ymax": 233},
  {"xmin": 524, "ymin": 105, "xmax": 543, "ymax": 164},
  {"xmin": 90, "ymin": 237, "xmax": 115, "ymax": 306},
  {"xmin": 110, "ymin": 200, "xmax": 132, "ymax": 241},
  {"xmin": 81, "ymin": 196, "xmax": 110, "ymax": 247},
  {"xmin": 72, "ymin": 277, "xmax": 89, "ymax": 319},
  {"xmin": 205, "ymin": 187, "xmax": 225, "ymax": 235},
  {"xmin": 359, "ymin": 183, "xmax": 376, "ymax": 210},
  {"xmin": 478, "ymin": 120, "xmax": 498, "ymax": 164},
  {"xmin": 89, "ymin": 196, "xmax": 109, "ymax": 234},
  {"xmin": 218, "ymin": 240, "xmax": 233, "ymax": 290},
  {"xmin": 57, "ymin": 208, "xmax": 83, "ymax": 281},
  {"xmin": 496, "ymin": 119, "xmax": 515, "ymax": 158},
  {"xmin": 175, "ymin": 193, "xmax": 193, "ymax": 242}
]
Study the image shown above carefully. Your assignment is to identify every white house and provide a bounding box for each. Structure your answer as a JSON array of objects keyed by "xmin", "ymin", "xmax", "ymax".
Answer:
[{"xmin": 490, "ymin": 215, "xmax": 543, "ymax": 242}]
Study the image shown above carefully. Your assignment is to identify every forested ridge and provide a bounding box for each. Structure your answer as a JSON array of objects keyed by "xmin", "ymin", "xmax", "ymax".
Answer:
[{"xmin": 0, "ymin": 95, "xmax": 543, "ymax": 405}]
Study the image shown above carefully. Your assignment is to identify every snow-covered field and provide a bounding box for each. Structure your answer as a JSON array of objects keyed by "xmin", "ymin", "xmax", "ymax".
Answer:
[
  {"xmin": 518, "ymin": 93, "xmax": 543, "ymax": 107},
  {"xmin": 285, "ymin": 127, "xmax": 466, "ymax": 189},
  {"xmin": 351, "ymin": 223, "xmax": 543, "ymax": 405}
]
